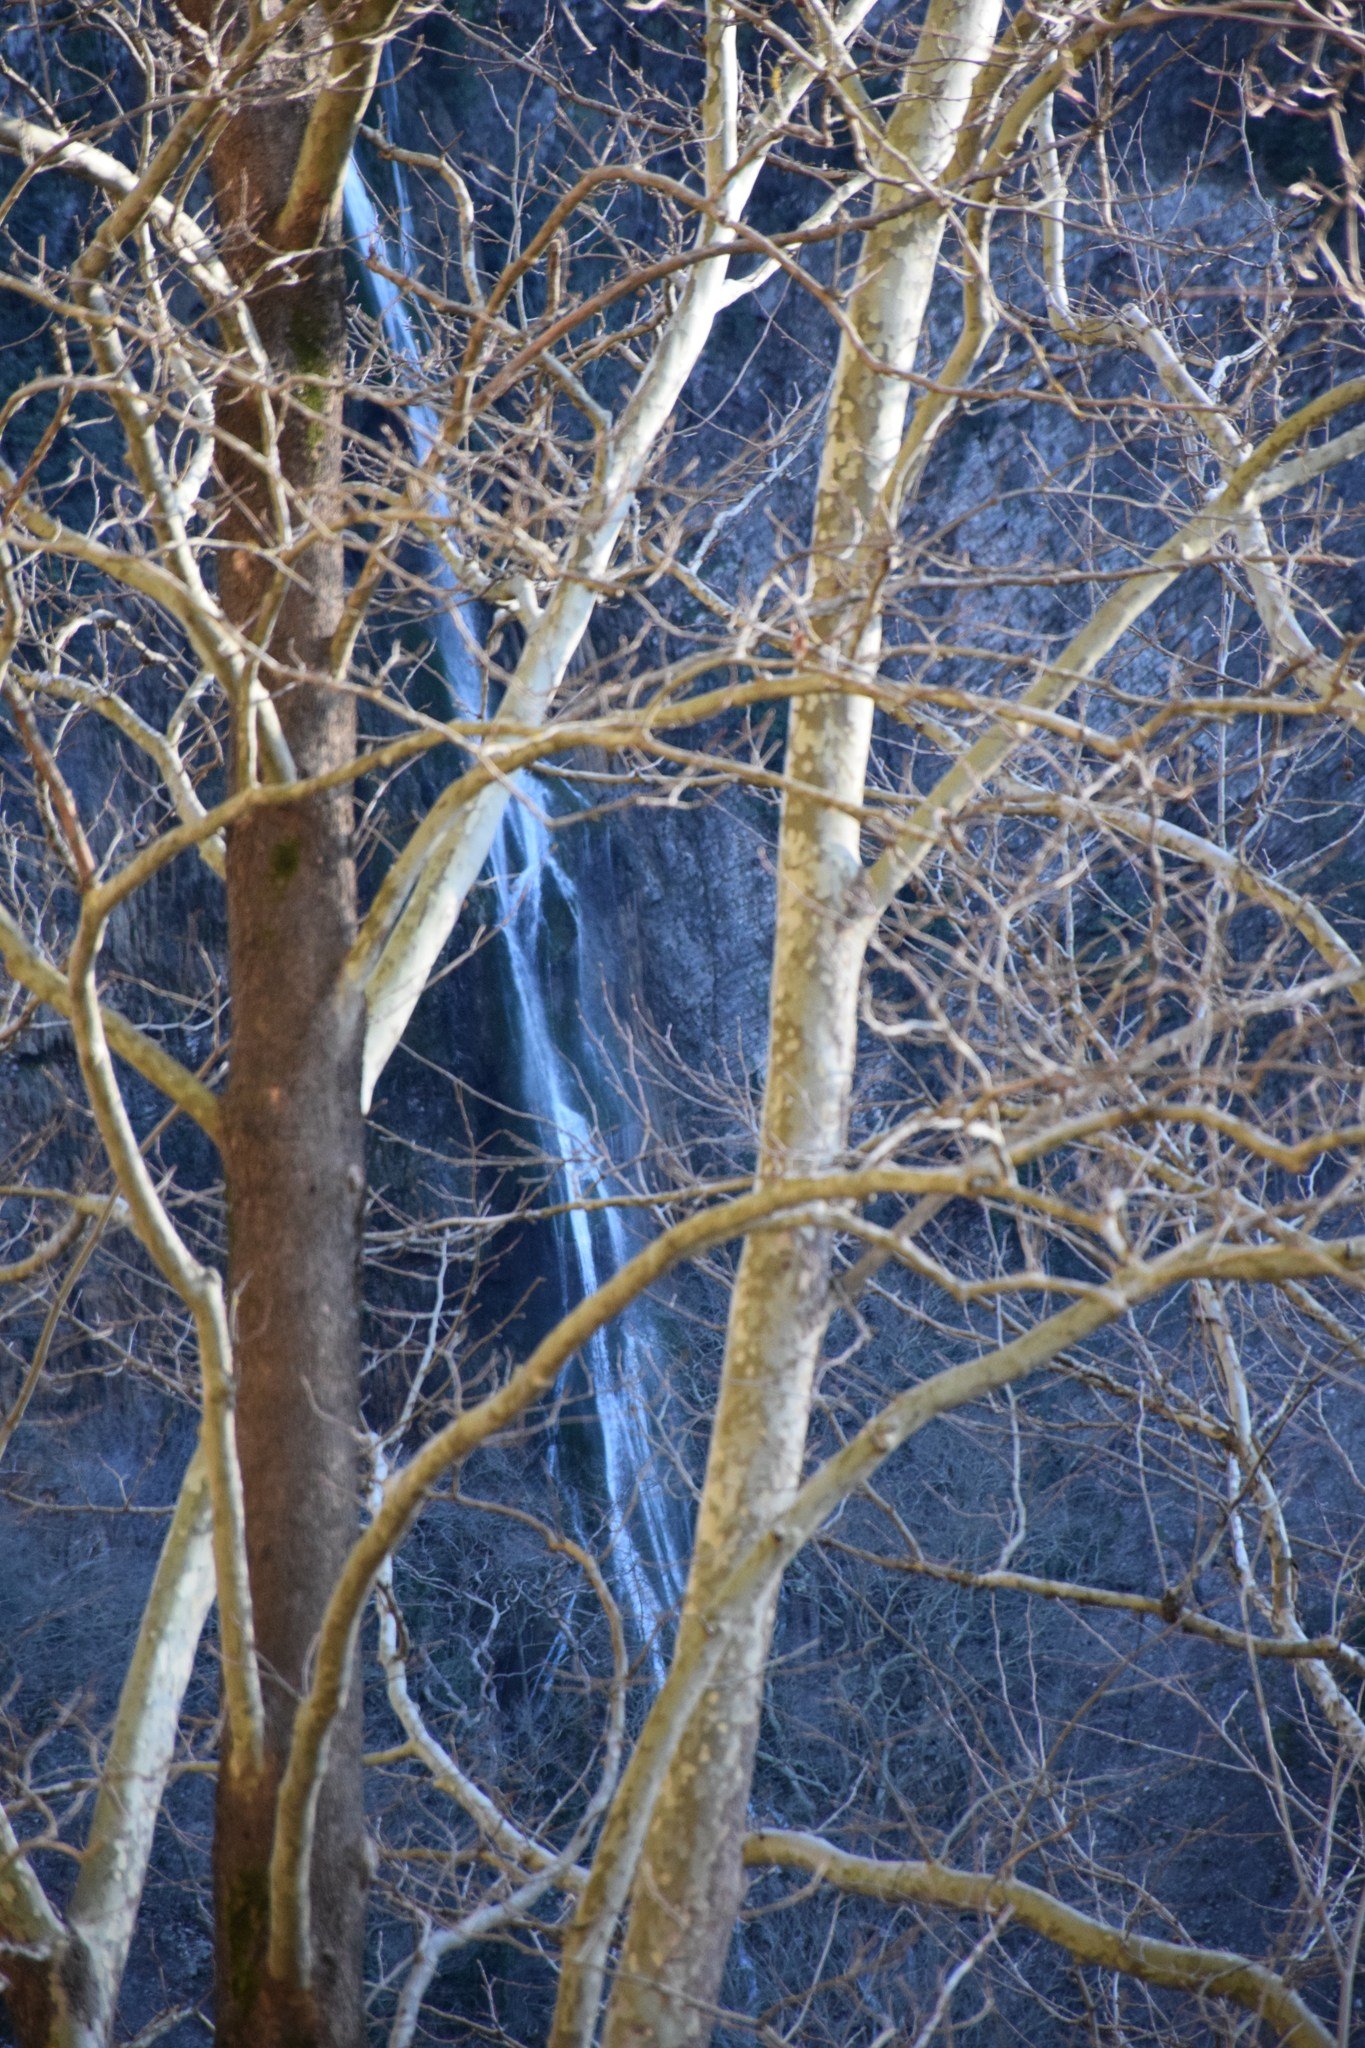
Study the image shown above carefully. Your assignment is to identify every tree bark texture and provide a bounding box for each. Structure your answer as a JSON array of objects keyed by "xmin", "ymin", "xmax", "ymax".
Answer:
[
  {"xmin": 602, "ymin": 5, "xmax": 1005, "ymax": 2039},
  {"xmin": 3, "ymin": 1962, "xmax": 55, "ymax": 2048},
  {"xmin": 199, "ymin": 59, "xmax": 368, "ymax": 2048}
]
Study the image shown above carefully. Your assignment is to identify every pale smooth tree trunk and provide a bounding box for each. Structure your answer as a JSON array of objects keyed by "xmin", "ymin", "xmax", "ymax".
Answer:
[{"xmin": 602, "ymin": 4, "xmax": 1006, "ymax": 2040}]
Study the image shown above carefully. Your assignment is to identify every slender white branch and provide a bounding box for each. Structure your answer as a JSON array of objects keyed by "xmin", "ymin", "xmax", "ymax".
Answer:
[
  {"xmin": 864, "ymin": 378, "xmax": 1365, "ymax": 912},
  {"xmin": 380, "ymin": 1470, "xmax": 627, "ymax": 2048},
  {"xmin": 0, "ymin": 905, "xmax": 221, "ymax": 1140},
  {"xmin": 36, "ymin": 671, "xmax": 225, "ymax": 877},
  {"xmin": 0, "ymin": 1806, "xmax": 64, "ymax": 1965},
  {"xmin": 1198, "ymin": 1279, "xmax": 1365, "ymax": 1767},
  {"xmin": 1033, "ymin": 91, "xmax": 1365, "ymax": 724},
  {"xmin": 0, "ymin": 117, "xmax": 298, "ymax": 787},
  {"xmin": 997, "ymin": 783, "xmax": 1365, "ymax": 1007},
  {"xmin": 369, "ymin": 1446, "xmax": 573, "ymax": 1879},
  {"xmin": 60, "ymin": 1450, "xmax": 216, "ymax": 2046},
  {"xmin": 742, "ymin": 1831, "xmax": 1333, "ymax": 2048},
  {"xmin": 353, "ymin": 0, "xmax": 897, "ymax": 1105},
  {"xmin": 67, "ymin": 892, "xmax": 263, "ymax": 1777}
]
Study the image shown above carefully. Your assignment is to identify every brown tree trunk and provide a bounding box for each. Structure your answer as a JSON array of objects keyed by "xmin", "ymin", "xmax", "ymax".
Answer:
[
  {"xmin": 200, "ymin": 81, "xmax": 368, "ymax": 2048},
  {"xmin": 2, "ymin": 1958, "xmax": 55, "ymax": 2048}
]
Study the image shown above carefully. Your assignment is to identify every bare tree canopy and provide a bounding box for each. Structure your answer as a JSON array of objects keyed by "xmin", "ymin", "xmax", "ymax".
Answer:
[{"xmin": 0, "ymin": 2, "xmax": 1364, "ymax": 2044}]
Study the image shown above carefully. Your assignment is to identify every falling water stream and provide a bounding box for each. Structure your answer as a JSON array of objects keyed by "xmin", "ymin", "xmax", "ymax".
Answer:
[
  {"xmin": 346, "ymin": 117, "xmax": 773, "ymax": 2029},
  {"xmin": 344, "ymin": 147, "xmax": 688, "ymax": 1684}
]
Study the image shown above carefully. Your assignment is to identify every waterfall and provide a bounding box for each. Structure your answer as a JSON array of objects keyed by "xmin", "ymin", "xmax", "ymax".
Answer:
[{"xmin": 344, "ymin": 148, "xmax": 688, "ymax": 1682}]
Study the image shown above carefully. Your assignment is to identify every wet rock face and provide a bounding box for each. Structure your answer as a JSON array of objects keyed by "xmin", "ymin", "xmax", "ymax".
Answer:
[{"xmin": 592, "ymin": 797, "xmax": 775, "ymax": 1095}]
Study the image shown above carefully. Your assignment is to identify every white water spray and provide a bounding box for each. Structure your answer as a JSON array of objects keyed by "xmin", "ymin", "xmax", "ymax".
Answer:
[{"xmin": 345, "ymin": 152, "xmax": 687, "ymax": 1681}]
